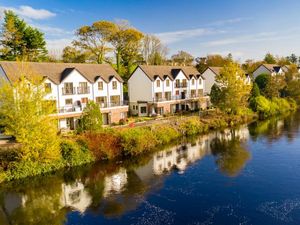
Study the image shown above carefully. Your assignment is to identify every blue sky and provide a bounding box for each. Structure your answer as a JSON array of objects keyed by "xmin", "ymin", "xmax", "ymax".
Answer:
[{"xmin": 1, "ymin": 0, "xmax": 300, "ymax": 61}]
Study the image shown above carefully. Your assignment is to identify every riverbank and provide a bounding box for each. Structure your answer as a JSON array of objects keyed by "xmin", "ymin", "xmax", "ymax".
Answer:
[{"xmin": 0, "ymin": 107, "xmax": 296, "ymax": 183}]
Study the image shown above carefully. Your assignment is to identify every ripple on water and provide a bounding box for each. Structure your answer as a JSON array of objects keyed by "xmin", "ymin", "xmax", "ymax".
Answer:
[
  {"xmin": 130, "ymin": 200, "xmax": 175, "ymax": 225},
  {"xmin": 257, "ymin": 198, "xmax": 300, "ymax": 223}
]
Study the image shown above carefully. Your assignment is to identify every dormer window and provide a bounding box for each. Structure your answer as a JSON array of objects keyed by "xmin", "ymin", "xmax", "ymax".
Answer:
[
  {"xmin": 112, "ymin": 81, "xmax": 117, "ymax": 90},
  {"xmin": 156, "ymin": 80, "xmax": 160, "ymax": 88},
  {"xmin": 166, "ymin": 79, "xmax": 170, "ymax": 87}
]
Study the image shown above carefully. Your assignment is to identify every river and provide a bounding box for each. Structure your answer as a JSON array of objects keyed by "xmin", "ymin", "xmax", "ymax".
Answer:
[{"xmin": 1, "ymin": 113, "xmax": 300, "ymax": 225}]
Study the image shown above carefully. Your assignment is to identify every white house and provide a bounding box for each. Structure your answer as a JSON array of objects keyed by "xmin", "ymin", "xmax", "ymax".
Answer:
[
  {"xmin": 253, "ymin": 64, "xmax": 284, "ymax": 79},
  {"xmin": 201, "ymin": 67, "xmax": 222, "ymax": 95},
  {"xmin": 128, "ymin": 65, "xmax": 207, "ymax": 116},
  {"xmin": 0, "ymin": 61, "xmax": 128, "ymax": 129}
]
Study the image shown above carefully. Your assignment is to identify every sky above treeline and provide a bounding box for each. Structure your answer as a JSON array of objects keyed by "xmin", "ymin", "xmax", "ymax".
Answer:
[{"xmin": 1, "ymin": 0, "xmax": 300, "ymax": 61}]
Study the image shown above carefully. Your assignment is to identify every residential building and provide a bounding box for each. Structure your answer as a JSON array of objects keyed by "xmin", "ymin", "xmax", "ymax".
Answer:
[
  {"xmin": 253, "ymin": 64, "xmax": 284, "ymax": 79},
  {"xmin": 128, "ymin": 65, "xmax": 207, "ymax": 116},
  {"xmin": 0, "ymin": 61, "xmax": 128, "ymax": 129},
  {"xmin": 201, "ymin": 67, "xmax": 222, "ymax": 95}
]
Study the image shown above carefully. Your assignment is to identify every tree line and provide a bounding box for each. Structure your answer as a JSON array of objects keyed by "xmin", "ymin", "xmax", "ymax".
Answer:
[{"xmin": 1, "ymin": 10, "xmax": 300, "ymax": 80}]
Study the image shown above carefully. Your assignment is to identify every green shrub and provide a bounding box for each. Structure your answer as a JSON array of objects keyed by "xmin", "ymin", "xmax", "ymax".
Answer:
[
  {"xmin": 180, "ymin": 118, "xmax": 207, "ymax": 136},
  {"xmin": 119, "ymin": 127, "xmax": 158, "ymax": 156},
  {"xmin": 60, "ymin": 139, "xmax": 94, "ymax": 166},
  {"xmin": 152, "ymin": 124, "xmax": 181, "ymax": 145}
]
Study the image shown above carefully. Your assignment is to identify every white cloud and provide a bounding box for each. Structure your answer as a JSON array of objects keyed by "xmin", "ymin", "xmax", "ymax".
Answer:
[
  {"xmin": 46, "ymin": 38, "xmax": 73, "ymax": 54},
  {"xmin": 0, "ymin": 5, "xmax": 56, "ymax": 20},
  {"xmin": 32, "ymin": 24, "xmax": 73, "ymax": 36},
  {"xmin": 155, "ymin": 28, "xmax": 225, "ymax": 44},
  {"xmin": 208, "ymin": 17, "xmax": 250, "ymax": 26}
]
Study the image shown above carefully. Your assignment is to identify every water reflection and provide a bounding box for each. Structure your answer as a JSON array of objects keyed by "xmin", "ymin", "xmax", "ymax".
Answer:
[{"xmin": 1, "ymin": 113, "xmax": 299, "ymax": 224}]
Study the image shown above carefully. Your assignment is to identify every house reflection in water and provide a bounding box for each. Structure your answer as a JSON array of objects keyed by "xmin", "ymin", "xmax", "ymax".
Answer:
[
  {"xmin": 60, "ymin": 180, "xmax": 92, "ymax": 214},
  {"xmin": 0, "ymin": 125, "xmax": 251, "ymax": 222},
  {"xmin": 103, "ymin": 168, "xmax": 128, "ymax": 197}
]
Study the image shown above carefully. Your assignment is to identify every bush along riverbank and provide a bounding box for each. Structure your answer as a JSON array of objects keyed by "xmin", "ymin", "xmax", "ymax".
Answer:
[{"xmin": 0, "ymin": 107, "xmax": 298, "ymax": 183}]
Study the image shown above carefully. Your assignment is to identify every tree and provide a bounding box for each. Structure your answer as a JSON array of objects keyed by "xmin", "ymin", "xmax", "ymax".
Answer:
[
  {"xmin": 264, "ymin": 75, "xmax": 286, "ymax": 98},
  {"xmin": 210, "ymin": 84, "xmax": 223, "ymax": 107},
  {"xmin": 249, "ymin": 83, "xmax": 260, "ymax": 111},
  {"xmin": 282, "ymin": 64, "xmax": 300, "ymax": 100},
  {"xmin": 171, "ymin": 51, "xmax": 194, "ymax": 66},
  {"xmin": 263, "ymin": 53, "xmax": 276, "ymax": 64},
  {"xmin": 0, "ymin": 10, "xmax": 48, "ymax": 61},
  {"xmin": 242, "ymin": 59, "xmax": 263, "ymax": 74},
  {"xmin": 195, "ymin": 54, "xmax": 229, "ymax": 73},
  {"xmin": 77, "ymin": 101, "xmax": 102, "ymax": 133},
  {"xmin": 286, "ymin": 53, "xmax": 298, "ymax": 64},
  {"xmin": 108, "ymin": 21, "xmax": 144, "ymax": 78},
  {"xmin": 213, "ymin": 62, "xmax": 252, "ymax": 114},
  {"xmin": 254, "ymin": 74, "xmax": 270, "ymax": 94},
  {"xmin": 0, "ymin": 64, "xmax": 60, "ymax": 161},
  {"xmin": 62, "ymin": 46, "xmax": 88, "ymax": 63},
  {"xmin": 72, "ymin": 21, "xmax": 115, "ymax": 64},
  {"xmin": 141, "ymin": 34, "xmax": 168, "ymax": 65}
]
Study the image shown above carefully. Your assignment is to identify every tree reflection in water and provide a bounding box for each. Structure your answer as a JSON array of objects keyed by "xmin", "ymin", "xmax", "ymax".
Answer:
[
  {"xmin": 210, "ymin": 129, "xmax": 251, "ymax": 177},
  {"xmin": 1, "ymin": 112, "xmax": 299, "ymax": 224}
]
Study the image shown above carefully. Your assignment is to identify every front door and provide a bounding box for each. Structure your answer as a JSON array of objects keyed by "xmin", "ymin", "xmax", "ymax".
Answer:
[
  {"xmin": 181, "ymin": 92, "xmax": 186, "ymax": 99},
  {"xmin": 66, "ymin": 118, "xmax": 75, "ymax": 130}
]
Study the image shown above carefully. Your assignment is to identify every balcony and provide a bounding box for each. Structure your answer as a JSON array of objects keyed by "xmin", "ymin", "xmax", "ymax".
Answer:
[
  {"xmin": 62, "ymin": 87, "xmax": 76, "ymax": 95},
  {"xmin": 77, "ymin": 87, "xmax": 90, "ymax": 94},
  {"xmin": 175, "ymin": 83, "xmax": 188, "ymax": 88},
  {"xmin": 153, "ymin": 94, "xmax": 203, "ymax": 102}
]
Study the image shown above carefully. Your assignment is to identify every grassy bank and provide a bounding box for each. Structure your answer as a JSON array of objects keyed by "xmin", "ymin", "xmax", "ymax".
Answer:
[{"xmin": 0, "ymin": 108, "xmax": 295, "ymax": 183}]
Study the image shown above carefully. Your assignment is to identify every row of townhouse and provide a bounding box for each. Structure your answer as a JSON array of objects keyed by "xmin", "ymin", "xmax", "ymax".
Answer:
[
  {"xmin": 0, "ymin": 61, "xmax": 128, "ymax": 129},
  {"xmin": 128, "ymin": 65, "xmax": 208, "ymax": 116},
  {"xmin": 0, "ymin": 62, "xmax": 211, "ymax": 130},
  {"xmin": 253, "ymin": 64, "xmax": 300, "ymax": 79}
]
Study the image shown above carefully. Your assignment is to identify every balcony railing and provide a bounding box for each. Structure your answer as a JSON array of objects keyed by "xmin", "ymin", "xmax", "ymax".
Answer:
[
  {"xmin": 77, "ymin": 87, "xmax": 90, "ymax": 94},
  {"xmin": 154, "ymin": 94, "xmax": 204, "ymax": 102},
  {"xmin": 175, "ymin": 83, "xmax": 188, "ymax": 88},
  {"xmin": 62, "ymin": 87, "xmax": 76, "ymax": 95}
]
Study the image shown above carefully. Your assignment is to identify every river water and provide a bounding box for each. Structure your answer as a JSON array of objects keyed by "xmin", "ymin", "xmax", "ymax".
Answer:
[{"xmin": 1, "ymin": 113, "xmax": 300, "ymax": 225}]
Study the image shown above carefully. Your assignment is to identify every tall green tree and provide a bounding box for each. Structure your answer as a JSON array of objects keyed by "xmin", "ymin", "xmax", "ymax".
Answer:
[
  {"xmin": 0, "ymin": 64, "xmax": 60, "ymax": 161},
  {"xmin": 0, "ymin": 10, "xmax": 48, "ymax": 61},
  {"xmin": 77, "ymin": 101, "xmax": 103, "ymax": 133},
  {"xmin": 264, "ymin": 75, "xmax": 286, "ymax": 98},
  {"xmin": 212, "ymin": 62, "xmax": 252, "ymax": 114}
]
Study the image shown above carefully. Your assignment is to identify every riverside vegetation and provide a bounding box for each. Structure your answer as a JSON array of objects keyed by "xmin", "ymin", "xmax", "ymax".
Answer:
[{"xmin": 0, "ymin": 62, "xmax": 298, "ymax": 183}]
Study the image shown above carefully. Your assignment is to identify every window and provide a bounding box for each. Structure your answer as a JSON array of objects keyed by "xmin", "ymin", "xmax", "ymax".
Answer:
[
  {"xmin": 110, "ymin": 95, "xmax": 120, "ymax": 106},
  {"xmin": 98, "ymin": 81, "xmax": 103, "ymax": 90},
  {"xmin": 182, "ymin": 79, "xmax": 187, "ymax": 87},
  {"xmin": 166, "ymin": 79, "xmax": 170, "ymax": 87},
  {"xmin": 112, "ymin": 81, "xmax": 117, "ymax": 90},
  {"xmin": 156, "ymin": 80, "xmax": 160, "ymax": 87},
  {"xmin": 63, "ymin": 82, "xmax": 74, "ymax": 95},
  {"xmin": 192, "ymin": 79, "xmax": 195, "ymax": 85},
  {"xmin": 140, "ymin": 106, "xmax": 147, "ymax": 114},
  {"xmin": 44, "ymin": 83, "xmax": 51, "ymax": 93},
  {"xmin": 81, "ymin": 97, "xmax": 88, "ymax": 104},
  {"xmin": 96, "ymin": 96, "xmax": 107, "ymax": 107},
  {"xmin": 78, "ymin": 82, "xmax": 88, "ymax": 94},
  {"xmin": 199, "ymin": 79, "xmax": 202, "ymax": 85},
  {"xmin": 175, "ymin": 79, "xmax": 180, "ymax": 88},
  {"xmin": 65, "ymin": 99, "xmax": 73, "ymax": 105},
  {"xmin": 176, "ymin": 90, "xmax": 179, "ymax": 95}
]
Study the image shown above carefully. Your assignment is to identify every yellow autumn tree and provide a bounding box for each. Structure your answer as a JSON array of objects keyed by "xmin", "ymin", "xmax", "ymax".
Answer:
[
  {"xmin": 211, "ymin": 62, "xmax": 252, "ymax": 114},
  {"xmin": 0, "ymin": 63, "xmax": 60, "ymax": 162}
]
